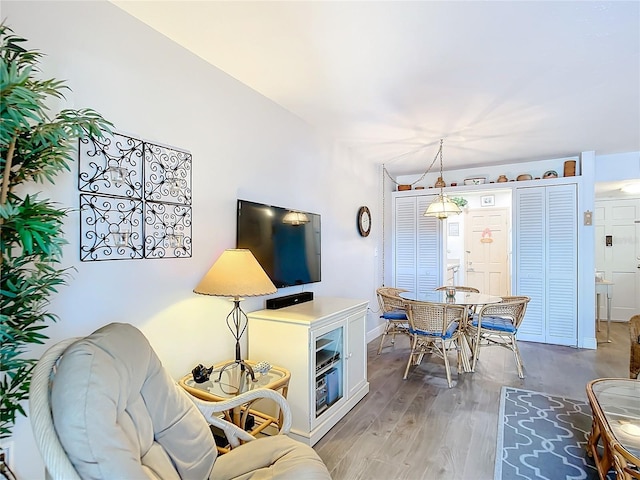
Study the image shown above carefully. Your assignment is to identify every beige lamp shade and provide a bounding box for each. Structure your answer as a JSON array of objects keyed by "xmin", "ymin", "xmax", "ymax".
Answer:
[
  {"xmin": 424, "ymin": 194, "xmax": 462, "ymax": 219},
  {"xmin": 194, "ymin": 249, "xmax": 276, "ymax": 298}
]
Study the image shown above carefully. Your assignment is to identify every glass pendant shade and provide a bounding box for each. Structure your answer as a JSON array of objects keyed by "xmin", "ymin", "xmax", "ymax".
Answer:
[
  {"xmin": 424, "ymin": 194, "xmax": 462, "ymax": 219},
  {"xmin": 423, "ymin": 139, "xmax": 461, "ymax": 220},
  {"xmin": 282, "ymin": 211, "xmax": 310, "ymax": 225}
]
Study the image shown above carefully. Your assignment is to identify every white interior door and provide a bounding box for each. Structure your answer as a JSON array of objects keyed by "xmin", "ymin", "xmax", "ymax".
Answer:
[
  {"xmin": 393, "ymin": 195, "xmax": 443, "ymax": 293},
  {"xmin": 464, "ymin": 207, "xmax": 510, "ymax": 296},
  {"xmin": 595, "ymin": 198, "xmax": 640, "ymax": 321},
  {"xmin": 515, "ymin": 184, "xmax": 577, "ymax": 346}
]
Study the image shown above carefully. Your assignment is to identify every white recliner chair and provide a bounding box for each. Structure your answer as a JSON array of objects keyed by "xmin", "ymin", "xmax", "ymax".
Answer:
[{"xmin": 29, "ymin": 322, "xmax": 331, "ymax": 479}]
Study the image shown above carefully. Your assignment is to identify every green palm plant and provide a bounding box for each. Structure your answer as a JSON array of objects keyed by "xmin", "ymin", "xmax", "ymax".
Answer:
[{"xmin": 0, "ymin": 22, "xmax": 112, "ymax": 440}]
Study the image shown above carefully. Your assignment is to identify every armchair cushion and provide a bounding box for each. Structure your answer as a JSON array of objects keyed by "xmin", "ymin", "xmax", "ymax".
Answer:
[
  {"xmin": 409, "ymin": 321, "xmax": 459, "ymax": 339},
  {"xmin": 212, "ymin": 435, "xmax": 329, "ymax": 480},
  {"xmin": 381, "ymin": 309, "xmax": 408, "ymax": 320},
  {"xmin": 51, "ymin": 323, "xmax": 216, "ymax": 479},
  {"xmin": 471, "ymin": 315, "xmax": 516, "ymax": 333}
]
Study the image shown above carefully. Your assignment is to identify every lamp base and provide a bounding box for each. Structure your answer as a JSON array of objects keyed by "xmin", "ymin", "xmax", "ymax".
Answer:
[{"xmin": 215, "ymin": 359, "xmax": 257, "ymax": 383}]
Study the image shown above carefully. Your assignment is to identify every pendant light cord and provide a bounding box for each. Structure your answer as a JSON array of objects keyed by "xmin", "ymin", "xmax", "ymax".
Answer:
[
  {"xmin": 438, "ymin": 138, "xmax": 445, "ymax": 198},
  {"xmin": 382, "ymin": 141, "xmax": 442, "ymax": 187}
]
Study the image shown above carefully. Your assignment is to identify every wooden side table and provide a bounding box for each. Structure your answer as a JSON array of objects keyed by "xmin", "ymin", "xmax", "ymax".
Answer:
[
  {"xmin": 586, "ymin": 378, "xmax": 640, "ymax": 479},
  {"xmin": 179, "ymin": 360, "xmax": 290, "ymax": 440}
]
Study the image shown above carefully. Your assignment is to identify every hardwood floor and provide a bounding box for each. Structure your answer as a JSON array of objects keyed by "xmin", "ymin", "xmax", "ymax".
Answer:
[{"xmin": 314, "ymin": 322, "xmax": 631, "ymax": 479}]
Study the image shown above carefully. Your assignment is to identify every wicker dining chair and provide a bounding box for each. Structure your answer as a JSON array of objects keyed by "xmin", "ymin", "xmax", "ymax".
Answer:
[
  {"xmin": 630, "ymin": 314, "xmax": 640, "ymax": 379},
  {"xmin": 376, "ymin": 287, "xmax": 410, "ymax": 354},
  {"xmin": 402, "ymin": 300, "xmax": 468, "ymax": 387},
  {"xmin": 466, "ymin": 296, "xmax": 530, "ymax": 378}
]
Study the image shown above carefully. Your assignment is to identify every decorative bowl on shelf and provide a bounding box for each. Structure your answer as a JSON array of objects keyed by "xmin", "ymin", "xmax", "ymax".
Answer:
[
  {"xmin": 516, "ymin": 174, "xmax": 532, "ymax": 181},
  {"xmin": 464, "ymin": 177, "xmax": 485, "ymax": 185},
  {"xmin": 543, "ymin": 170, "xmax": 558, "ymax": 179}
]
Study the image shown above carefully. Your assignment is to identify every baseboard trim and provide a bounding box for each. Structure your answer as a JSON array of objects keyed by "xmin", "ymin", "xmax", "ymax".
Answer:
[{"xmin": 366, "ymin": 323, "xmax": 385, "ymax": 345}]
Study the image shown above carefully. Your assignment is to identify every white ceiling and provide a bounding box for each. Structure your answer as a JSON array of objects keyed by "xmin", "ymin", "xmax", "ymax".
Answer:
[{"xmin": 113, "ymin": 1, "xmax": 640, "ymax": 176}]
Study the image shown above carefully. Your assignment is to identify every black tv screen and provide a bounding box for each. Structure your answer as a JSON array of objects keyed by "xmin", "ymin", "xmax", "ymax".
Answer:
[{"xmin": 236, "ymin": 200, "xmax": 321, "ymax": 288}]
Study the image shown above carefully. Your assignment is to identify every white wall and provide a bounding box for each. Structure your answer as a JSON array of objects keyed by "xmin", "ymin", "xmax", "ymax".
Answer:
[
  {"xmin": 595, "ymin": 151, "xmax": 640, "ymax": 182},
  {"xmin": 3, "ymin": 2, "xmax": 379, "ymax": 477}
]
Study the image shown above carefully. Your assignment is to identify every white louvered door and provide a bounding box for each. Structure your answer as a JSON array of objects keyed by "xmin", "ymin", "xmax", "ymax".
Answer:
[
  {"xmin": 393, "ymin": 195, "xmax": 442, "ymax": 294},
  {"xmin": 515, "ymin": 184, "xmax": 577, "ymax": 345},
  {"xmin": 514, "ymin": 188, "xmax": 545, "ymax": 341},
  {"xmin": 394, "ymin": 197, "xmax": 417, "ymax": 291},
  {"xmin": 546, "ymin": 186, "xmax": 577, "ymax": 345}
]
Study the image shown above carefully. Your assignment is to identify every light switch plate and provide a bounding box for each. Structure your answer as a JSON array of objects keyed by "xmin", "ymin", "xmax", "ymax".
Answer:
[{"xmin": 584, "ymin": 210, "xmax": 592, "ymax": 226}]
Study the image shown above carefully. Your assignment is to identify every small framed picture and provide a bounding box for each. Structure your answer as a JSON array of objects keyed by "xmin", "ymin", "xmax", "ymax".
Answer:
[
  {"xmin": 481, "ymin": 195, "xmax": 495, "ymax": 207},
  {"xmin": 448, "ymin": 222, "xmax": 460, "ymax": 236}
]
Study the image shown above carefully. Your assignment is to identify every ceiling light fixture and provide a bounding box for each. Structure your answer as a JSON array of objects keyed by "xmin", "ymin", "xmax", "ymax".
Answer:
[{"xmin": 424, "ymin": 139, "xmax": 461, "ymax": 220}]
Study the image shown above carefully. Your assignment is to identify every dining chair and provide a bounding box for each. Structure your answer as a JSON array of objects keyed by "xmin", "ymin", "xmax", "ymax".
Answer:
[
  {"xmin": 629, "ymin": 314, "xmax": 640, "ymax": 379},
  {"xmin": 376, "ymin": 286, "xmax": 410, "ymax": 354},
  {"xmin": 402, "ymin": 300, "xmax": 468, "ymax": 387},
  {"xmin": 467, "ymin": 296, "xmax": 530, "ymax": 378}
]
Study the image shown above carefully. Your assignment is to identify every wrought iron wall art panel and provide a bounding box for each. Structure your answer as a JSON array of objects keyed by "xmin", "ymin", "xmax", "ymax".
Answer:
[
  {"xmin": 78, "ymin": 131, "xmax": 193, "ymax": 261},
  {"xmin": 78, "ymin": 131, "xmax": 143, "ymax": 198},
  {"xmin": 144, "ymin": 202, "xmax": 192, "ymax": 258},
  {"xmin": 79, "ymin": 194, "xmax": 144, "ymax": 261},
  {"xmin": 144, "ymin": 142, "xmax": 192, "ymax": 205}
]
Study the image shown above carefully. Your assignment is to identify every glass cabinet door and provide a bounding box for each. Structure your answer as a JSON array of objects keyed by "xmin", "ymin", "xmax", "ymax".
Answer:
[{"xmin": 314, "ymin": 325, "xmax": 344, "ymax": 418}]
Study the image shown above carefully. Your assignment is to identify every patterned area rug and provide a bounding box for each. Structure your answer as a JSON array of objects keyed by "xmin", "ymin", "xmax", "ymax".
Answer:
[{"xmin": 495, "ymin": 386, "xmax": 612, "ymax": 480}]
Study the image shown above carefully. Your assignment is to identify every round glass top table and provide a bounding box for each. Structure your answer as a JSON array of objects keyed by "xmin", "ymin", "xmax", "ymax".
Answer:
[
  {"xmin": 399, "ymin": 290, "xmax": 502, "ymax": 306},
  {"xmin": 179, "ymin": 361, "xmax": 290, "ymax": 447}
]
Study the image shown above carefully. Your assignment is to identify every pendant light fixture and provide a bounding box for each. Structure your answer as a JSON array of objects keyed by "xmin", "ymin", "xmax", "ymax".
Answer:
[{"xmin": 424, "ymin": 139, "xmax": 461, "ymax": 219}]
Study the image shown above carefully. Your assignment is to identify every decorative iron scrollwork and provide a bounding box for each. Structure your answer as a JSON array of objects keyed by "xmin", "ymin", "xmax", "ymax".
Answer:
[
  {"xmin": 79, "ymin": 194, "xmax": 144, "ymax": 261},
  {"xmin": 78, "ymin": 132, "xmax": 143, "ymax": 198},
  {"xmin": 144, "ymin": 142, "xmax": 192, "ymax": 205},
  {"xmin": 144, "ymin": 202, "xmax": 192, "ymax": 258},
  {"xmin": 78, "ymin": 131, "xmax": 193, "ymax": 261}
]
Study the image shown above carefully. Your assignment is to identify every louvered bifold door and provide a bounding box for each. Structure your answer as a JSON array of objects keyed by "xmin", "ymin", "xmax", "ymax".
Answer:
[
  {"xmin": 545, "ymin": 184, "xmax": 577, "ymax": 346},
  {"xmin": 393, "ymin": 195, "xmax": 443, "ymax": 294},
  {"xmin": 515, "ymin": 187, "xmax": 546, "ymax": 342},
  {"xmin": 394, "ymin": 196, "xmax": 418, "ymax": 292},
  {"xmin": 515, "ymin": 184, "xmax": 578, "ymax": 345},
  {"xmin": 416, "ymin": 195, "xmax": 442, "ymax": 294}
]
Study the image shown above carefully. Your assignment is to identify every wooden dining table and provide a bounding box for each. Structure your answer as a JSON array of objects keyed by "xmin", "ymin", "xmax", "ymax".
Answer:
[{"xmin": 399, "ymin": 290, "xmax": 503, "ymax": 372}]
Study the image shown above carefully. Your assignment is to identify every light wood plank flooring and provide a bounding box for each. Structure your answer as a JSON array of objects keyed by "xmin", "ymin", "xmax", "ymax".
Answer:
[{"xmin": 314, "ymin": 322, "xmax": 631, "ymax": 480}]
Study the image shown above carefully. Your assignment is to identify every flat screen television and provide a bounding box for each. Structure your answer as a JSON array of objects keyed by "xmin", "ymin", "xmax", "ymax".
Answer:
[{"xmin": 236, "ymin": 199, "xmax": 321, "ymax": 288}]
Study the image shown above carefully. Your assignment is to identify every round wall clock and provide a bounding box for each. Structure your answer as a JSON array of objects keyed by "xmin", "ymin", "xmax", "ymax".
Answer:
[{"xmin": 357, "ymin": 206, "xmax": 371, "ymax": 237}]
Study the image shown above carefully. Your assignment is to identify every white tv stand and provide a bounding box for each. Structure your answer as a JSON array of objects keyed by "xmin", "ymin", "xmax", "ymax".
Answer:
[{"xmin": 248, "ymin": 297, "xmax": 369, "ymax": 445}]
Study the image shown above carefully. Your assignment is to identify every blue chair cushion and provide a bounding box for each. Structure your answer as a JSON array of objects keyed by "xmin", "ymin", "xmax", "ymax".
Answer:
[
  {"xmin": 382, "ymin": 309, "xmax": 407, "ymax": 320},
  {"xmin": 410, "ymin": 321, "xmax": 459, "ymax": 340},
  {"xmin": 471, "ymin": 315, "xmax": 516, "ymax": 333}
]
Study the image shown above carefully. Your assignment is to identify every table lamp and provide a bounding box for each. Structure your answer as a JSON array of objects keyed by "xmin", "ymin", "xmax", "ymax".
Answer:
[{"xmin": 194, "ymin": 249, "xmax": 276, "ymax": 381}]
